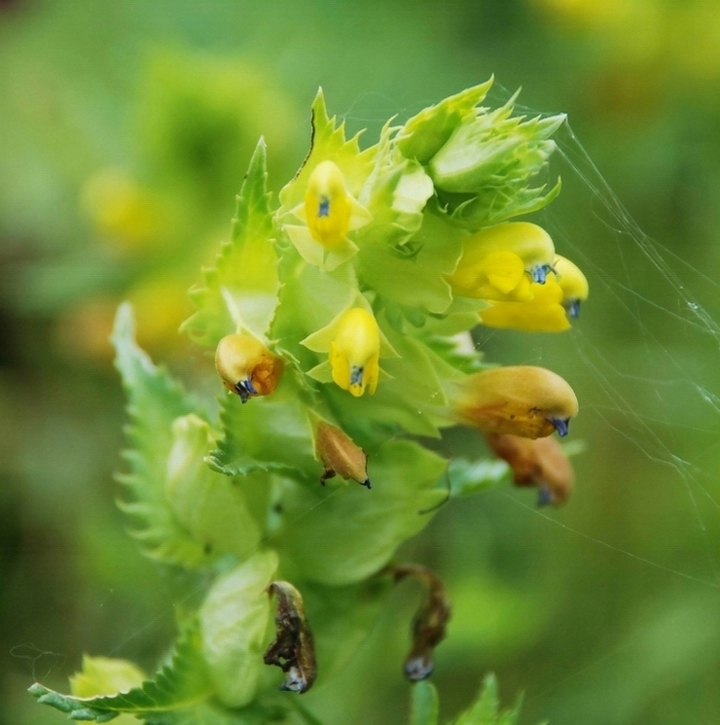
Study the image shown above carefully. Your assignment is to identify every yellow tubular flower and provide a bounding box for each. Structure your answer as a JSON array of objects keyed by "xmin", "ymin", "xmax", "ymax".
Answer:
[
  {"xmin": 446, "ymin": 222, "xmax": 555, "ymax": 301},
  {"xmin": 303, "ymin": 160, "xmax": 353, "ymax": 248},
  {"xmin": 452, "ymin": 365, "xmax": 578, "ymax": 438},
  {"xmin": 330, "ymin": 308, "xmax": 380, "ymax": 397},
  {"xmin": 215, "ymin": 334, "xmax": 284, "ymax": 403},
  {"xmin": 479, "ymin": 278, "xmax": 571, "ymax": 332},
  {"xmin": 554, "ymin": 255, "xmax": 589, "ymax": 319}
]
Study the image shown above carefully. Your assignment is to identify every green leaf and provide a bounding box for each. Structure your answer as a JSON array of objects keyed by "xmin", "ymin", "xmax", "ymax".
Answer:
[
  {"xmin": 29, "ymin": 625, "xmax": 213, "ymax": 722},
  {"xmin": 165, "ymin": 415, "xmax": 263, "ymax": 560},
  {"xmin": 356, "ymin": 204, "xmax": 465, "ymax": 318},
  {"xmin": 207, "ymin": 384, "xmax": 317, "ymax": 480},
  {"xmin": 199, "ymin": 550, "xmax": 279, "ymax": 707},
  {"xmin": 113, "ymin": 303, "xmax": 216, "ymax": 568},
  {"xmin": 451, "ymin": 674, "xmax": 526, "ymax": 725},
  {"xmin": 447, "ymin": 458, "xmax": 512, "ymax": 499},
  {"xmin": 397, "ymin": 79, "xmax": 494, "ymax": 163},
  {"xmin": 277, "ymin": 440, "xmax": 447, "ymax": 586},
  {"xmin": 410, "ymin": 680, "xmax": 439, "ymax": 725},
  {"xmin": 182, "ymin": 138, "xmax": 279, "ymax": 348}
]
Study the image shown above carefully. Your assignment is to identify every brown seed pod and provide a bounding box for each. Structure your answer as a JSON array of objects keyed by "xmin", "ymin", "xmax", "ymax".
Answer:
[{"xmin": 314, "ymin": 420, "xmax": 370, "ymax": 488}]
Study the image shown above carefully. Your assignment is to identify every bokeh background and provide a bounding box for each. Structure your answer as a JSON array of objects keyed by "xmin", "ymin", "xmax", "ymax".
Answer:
[{"xmin": 3, "ymin": 1, "xmax": 720, "ymax": 723}]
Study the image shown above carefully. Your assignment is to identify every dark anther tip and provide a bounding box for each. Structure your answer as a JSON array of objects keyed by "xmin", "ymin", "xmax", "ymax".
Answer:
[
  {"xmin": 404, "ymin": 656, "xmax": 434, "ymax": 682},
  {"xmin": 551, "ymin": 418, "xmax": 570, "ymax": 437},
  {"xmin": 362, "ymin": 478, "xmax": 372, "ymax": 490},
  {"xmin": 537, "ymin": 484, "xmax": 553, "ymax": 507}
]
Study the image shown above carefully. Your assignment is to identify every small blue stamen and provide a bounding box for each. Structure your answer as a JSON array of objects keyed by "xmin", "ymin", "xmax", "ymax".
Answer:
[
  {"xmin": 350, "ymin": 365, "xmax": 364, "ymax": 386},
  {"xmin": 530, "ymin": 263, "xmax": 554, "ymax": 284},
  {"xmin": 537, "ymin": 484, "xmax": 553, "ymax": 507},
  {"xmin": 235, "ymin": 378, "xmax": 258, "ymax": 404},
  {"xmin": 318, "ymin": 197, "xmax": 330, "ymax": 217},
  {"xmin": 565, "ymin": 299, "xmax": 581, "ymax": 319},
  {"xmin": 550, "ymin": 418, "xmax": 570, "ymax": 437}
]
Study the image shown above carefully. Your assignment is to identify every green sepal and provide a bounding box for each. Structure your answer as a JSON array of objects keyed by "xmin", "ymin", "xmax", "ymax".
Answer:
[
  {"xmin": 409, "ymin": 680, "xmax": 440, "ymax": 725},
  {"xmin": 199, "ymin": 550, "xmax": 279, "ymax": 707},
  {"xmin": 181, "ymin": 138, "xmax": 279, "ymax": 348},
  {"xmin": 451, "ymin": 674, "xmax": 527, "ymax": 725},
  {"xmin": 113, "ymin": 303, "xmax": 218, "ymax": 568},
  {"xmin": 29, "ymin": 624, "xmax": 213, "ymax": 722},
  {"xmin": 276, "ymin": 440, "xmax": 447, "ymax": 585},
  {"xmin": 397, "ymin": 79, "xmax": 494, "ymax": 163}
]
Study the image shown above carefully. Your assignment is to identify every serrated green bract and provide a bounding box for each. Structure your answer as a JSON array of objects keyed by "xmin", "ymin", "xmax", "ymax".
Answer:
[
  {"xmin": 29, "ymin": 625, "xmax": 212, "ymax": 722},
  {"xmin": 447, "ymin": 458, "xmax": 512, "ymax": 499},
  {"xmin": 276, "ymin": 440, "xmax": 447, "ymax": 585},
  {"xmin": 199, "ymin": 550, "xmax": 278, "ymax": 707},
  {"xmin": 410, "ymin": 680, "xmax": 440, "ymax": 725},
  {"xmin": 113, "ymin": 303, "xmax": 217, "ymax": 568},
  {"xmin": 182, "ymin": 138, "xmax": 278, "ymax": 348},
  {"xmin": 207, "ymin": 384, "xmax": 317, "ymax": 480},
  {"xmin": 451, "ymin": 674, "xmax": 527, "ymax": 725},
  {"xmin": 165, "ymin": 414, "xmax": 262, "ymax": 560},
  {"xmin": 397, "ymin": 79, "xmax": 494, "ymax": 163}
]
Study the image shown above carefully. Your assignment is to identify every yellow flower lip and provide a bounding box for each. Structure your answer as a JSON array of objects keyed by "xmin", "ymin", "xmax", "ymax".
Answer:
[
  {"xmin": 452, "ymin": 365, "xmax": 578, "ymax": 439},
  {"xmin": 447, "ymin": 222, "xmax": 556, "ymax": 301},
  {"xmin": 215, "ymin": 334, "xmax": 283, "ymax": 403},
  {"xmin": 330, "ymin": 308, "xmax": 380, "ymax": 397}
]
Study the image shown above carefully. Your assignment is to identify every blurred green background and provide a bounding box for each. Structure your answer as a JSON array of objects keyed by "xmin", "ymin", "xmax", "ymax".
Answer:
[{"xmin": 3, "ymin": 1, "xmax": 720, "ymax": 723}]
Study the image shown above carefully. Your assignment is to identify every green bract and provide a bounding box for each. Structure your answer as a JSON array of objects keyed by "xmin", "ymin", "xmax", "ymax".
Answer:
[{"xmin": 32, "ymin": 79, "xmax": 579, "ymax": 724}]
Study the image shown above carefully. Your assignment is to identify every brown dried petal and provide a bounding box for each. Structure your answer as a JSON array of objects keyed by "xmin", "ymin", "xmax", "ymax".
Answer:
[
  {"xmin": 263, "ymin": 581, "xmax": 317, "ymax": 694},
  {"xmin": 314, "ymin": 421, "xmax": 370, "ymax": 488},
  {"xmin": 387, "ymin": 564, "xmax": 452, "ymax": 681}
]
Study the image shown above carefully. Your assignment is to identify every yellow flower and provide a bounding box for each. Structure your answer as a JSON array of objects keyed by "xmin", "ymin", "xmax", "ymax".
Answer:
[
  {"xmin": 553, "ymin": 254, "xmax": 589, "ymax": 319},
  {"xmin": 304, "ymin": 160, "xmax": 354, "ymax": 249},
  {"xmin": 215, "ymin": 334, "xmax": 283, "ymax": 403},
  {"xmin": 286, "ymin": 160, "xmax": 371, "ymax": 271},
  {"xmin": 451, "ymin": 365, "xmax": 578, "ymax": 438},
  {"xmin": 479, "ymin": 277, "xmax": 570, "ymax": 332},
  {"xmin": 329, "ymin": 308, "xmax": 380, "ymax": 397},
  {"xmin": 446, "ymin": 222, "xmax": 556, "ymax": 302}
]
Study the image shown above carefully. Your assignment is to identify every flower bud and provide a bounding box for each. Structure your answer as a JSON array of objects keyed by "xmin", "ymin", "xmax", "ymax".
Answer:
[
  {"xmin": 264, "ymin": 581, "xmax": 317, "ymax": 694},
  {"xmin": 452, "ymin": 365, "xmax": 578, "ymax": 438},
  {"xmin": 304, "ymin": 160, "xmax": 354, "ymax": 249},
  {"xmin": 446, "ymin": 222, "xmax": 555, "ymax": 302},
  {"xmin": 314, "ymin": 421, "xmax": 371, "ymax": 488},
  {"xmin": 215, "ymin": 334, "xmax": 283, "ymax": 403},
  {"xmin": 330, "ymin": 308, "xmax": 380, "ymax": 397},
  {"xmin": 554, "ymin": 254, "xmax": 589, "ymax": 319},
  {"xmin": 486, "ymin": 432, "xmax": 574, "ymax": 506}
]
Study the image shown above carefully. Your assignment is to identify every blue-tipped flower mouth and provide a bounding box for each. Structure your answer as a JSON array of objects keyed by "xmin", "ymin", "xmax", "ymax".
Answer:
[
  {"xmin": 235, "ymin": 378, "xmax": 258, "ymax": 404},
  {"xmin": 350, "ymin": 364, "xmax": 364, "ymax": 386},
  {"xmin": 318, "ymin": 196, "xmax": 330, "ymax": 218},
  {"xmin": 537, "ymin": 483, "xmax": 553, "ymax": 507},
  {"xmin": 550, "ymin": 417, "xmax": 570, "ymax": 437},
  {"xmin": 565, "ymin": 299, "xmax": 581, "ymax": 319},
  {"xmin": 530, "ymin": 263, "xmax": 555, "ymax": 284},
  {"xmin": 362, "ymin": 478, "xmax": 372, "ymax": 489}
]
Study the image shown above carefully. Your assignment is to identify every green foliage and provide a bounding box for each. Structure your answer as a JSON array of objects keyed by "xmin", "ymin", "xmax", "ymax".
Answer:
[
  {"xmin": 451, "ymin": 674, "xmax": 526, "ymax": 725},
  {"xmin": 29, "ymin": 626, "xmax": 213, "ymax": 722}
]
